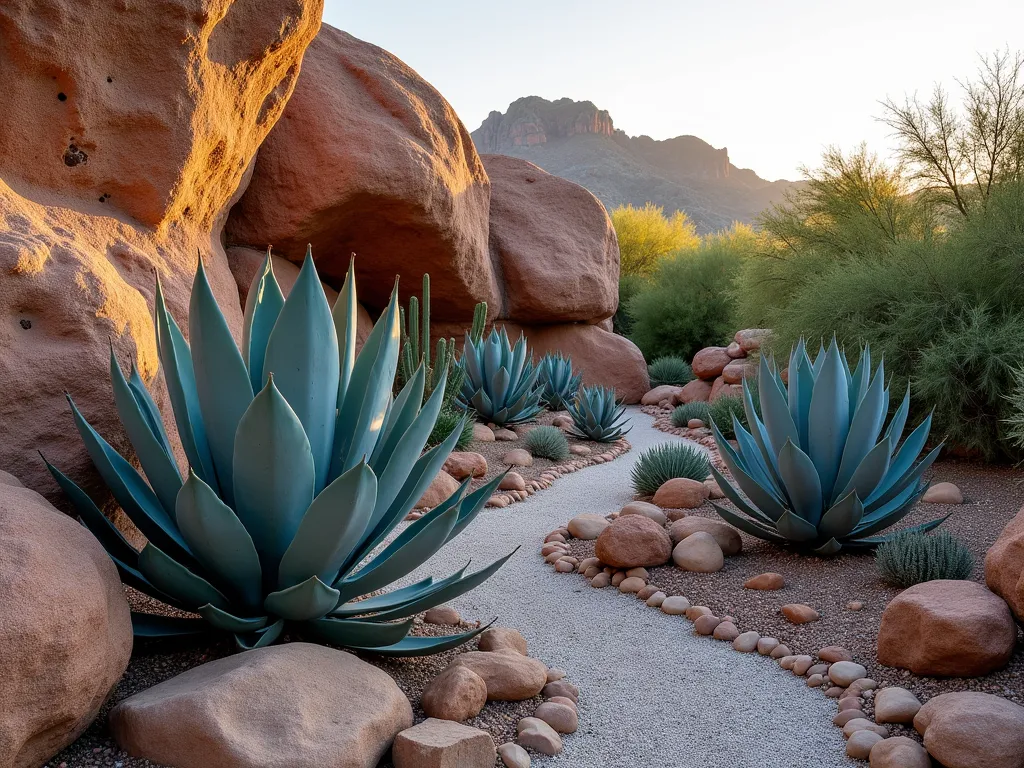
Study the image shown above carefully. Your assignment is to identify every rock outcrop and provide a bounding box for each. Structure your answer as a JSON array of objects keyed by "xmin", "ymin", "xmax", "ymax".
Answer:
[
  {"xmin": 985, "ymin": 505, "xmax": 1024, "ymax": 623},
  {"xmin": 473, "ymin": 97, "xmax": 614, "ymax": 151},
  {"xmin": 0, "ymin": 0, "xmax": 323, "ymax": 502},
  {"xmin": 0, "ymin": 472, "xmax": 133, "ymax": 767}
]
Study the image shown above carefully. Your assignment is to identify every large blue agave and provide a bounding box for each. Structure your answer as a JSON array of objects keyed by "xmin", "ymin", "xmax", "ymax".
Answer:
[
  {"xmin": 46, "ymin": 250, "xmax": 512, "ymax": 653},
  {"xmin": 710, "ymin": 338, "xmax": 946, "ymax": 555},
  {"xmin": 458, "ymin": 327, "xmax": 544, "ymax": 426}
]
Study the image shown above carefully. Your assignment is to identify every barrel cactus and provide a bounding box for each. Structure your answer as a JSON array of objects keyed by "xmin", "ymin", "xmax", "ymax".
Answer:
[
  {"xmin": 458, "ymin": 327, "xmax": 544, "ymax": 426},
  {"xmin": 47, "ymin": 250, "xmax": 512, "ymax": 653},
  {"xmin": 710, "ymin": 338, "xmax": 946, "ymax": 554}
]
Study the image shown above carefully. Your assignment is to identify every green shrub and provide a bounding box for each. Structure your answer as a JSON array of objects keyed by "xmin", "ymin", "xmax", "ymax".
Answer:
[
  {"xmin": 631, "ymin": 442, "xmax": 710, "ymax": 496},
  {"xmin": 612, "ymin": 202, "xmax": 699, "ymax": 277},
  {"xmin": 707, "ymin": 395, "xmax": 747, "ymax": 439},
  {"xmin": 524, "ymin": 425, "xmax": 570, "ymax": 461},
  {"xmin": 627, "ymin": 225, "xmax": 755, "ymax": 361},
  {"xmin": 613, "ymin": 273, "xmax": 647, "ymax": 337},
  {"xmin": 648, "ymin": 356, "xmax": 695, "ymax": 387},
  {"xmin": 876, "ymin": 529, "xmax": 974, "ymax": 587},
  {"xmin": 428, "ymin": 405, "xmax": 474, "ymax": 450},
  {"xmin": 670, "ymin": 402, "xmax": 710, "ymax": 427}
]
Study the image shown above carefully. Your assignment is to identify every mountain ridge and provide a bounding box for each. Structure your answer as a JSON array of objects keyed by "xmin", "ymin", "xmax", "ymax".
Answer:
[{"xmin": 472, "ymin": 96, "xmax": 798, "ymax": 233}]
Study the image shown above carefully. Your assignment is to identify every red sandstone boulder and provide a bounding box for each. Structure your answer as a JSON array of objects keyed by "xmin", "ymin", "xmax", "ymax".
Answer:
[
  {"xmin": 985, "ymin": 506, "xmax": 1024, "ymax": 623},
  {"xmin": 735, "ymin": 329, "xmax": 771, "ymax": 352},
  {"xmin": 595, "ymin": 515, "xmax": 673, "ymax": 568},
  {"xmin": 0, "ymin": 0, "xmax": 321, "ymax": 502},
  {"xmin": 482, "ymin": 155, "xmax": 618, "ymax": 323},
  {"xmin": 1, "ymin": 474, "xmax": 133, "ymax": 767},
  {"xmin": 676, "ymin": 379, "xmax": 713, "ymax": 404},
  {"xmin": 692, "ymin": 347, "xmax": 731, "ymax": 380},
  {"xmin": 877, "ymin": 580, "xmax": 1015, "ymax": 676},
  {"xmin": 416, "ymin": 471, "xmax": 461, "ymax": 509},
  {"xmin": 710, "ymin": 377, "xmax": 744, "ymax": 402},
  {"xmin": 652, "ymin": 478, "xmax": 708, "ymax": 510},
  {"xmin": 642, "ymin": 385, "xmax": 684, "ymax": 406},
  {"xmin": 226, "ymin": 26, "xmax": 498, "ymax": 320},
  {"xmin": 721, "ymin": 360, "xmax": 755, "ymax": 385},
  {"xmin": 913, "ymin": 691, "xmax": 1024, "ymax": 768}
]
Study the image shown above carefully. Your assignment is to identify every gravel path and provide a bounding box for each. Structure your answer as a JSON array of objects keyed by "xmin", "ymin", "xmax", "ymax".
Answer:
[{"xmin": 419, "ymin": 407, "xmax": 856, "ymax": 768}]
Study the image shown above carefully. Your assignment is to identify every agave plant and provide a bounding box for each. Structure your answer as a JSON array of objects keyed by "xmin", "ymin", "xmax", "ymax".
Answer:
[
  {"xmin": 567, "ymin": 385, "xmax": 631, "ymax": 442},
  {"xmin": 46, "ymin": 249, "xmax": 513, "ymax": 653},
  {"xmin": 536, "ymin": 353, "xmax": 582, "ymax": 411},
  {"xmin": 709, "ymin": 338, "xmax": 945, "ymax": 555},
  {"xmin": 458, "ymin": 326, "xmax": 544, "ymax": 426}
]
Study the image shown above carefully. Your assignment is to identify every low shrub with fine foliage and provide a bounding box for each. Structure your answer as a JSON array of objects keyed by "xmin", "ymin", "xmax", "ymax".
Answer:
[
  {"xmin": 707, "ymin": 395, "xmax": 748, "ymax": 439},
  {"xmin": 428, "ymin": 405, "xmax": 474, "ymax": 450},
  {"xmin": 631, "ymin": 442, "xmax": 710, "ymax": 496},
  {"xmin": 875, "ymin": 529, "xmax": 974, "ymax": 587},
  {"xmin": 670, "ymin": 402, "xmax": 711, "ymax": 427},
  {"xmin": 524, "ymin": 425, "xmax": 570, "ymax": 461},
  {"xmin": 648, "ymin": 356, "xmax": 695, "ymax": 387}
]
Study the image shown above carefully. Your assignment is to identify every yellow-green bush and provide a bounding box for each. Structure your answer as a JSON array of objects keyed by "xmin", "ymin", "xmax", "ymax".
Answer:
[{"xmin": 612, "ymin": 203, "xmax": 699, "ymax": 277}]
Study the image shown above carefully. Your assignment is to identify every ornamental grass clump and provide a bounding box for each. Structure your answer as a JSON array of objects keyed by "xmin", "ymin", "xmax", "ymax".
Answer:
[
  {"xmin": 524, "ymin": 425, "xmax": 570, "ymax": 461},
  {"xmin": 648, "ymin": 356, "xmax": 695, "ymax": 387},
  {"xmin": 710, "ymin": 338, "xmax": 946, "ymax": 555},
  {"xmin": 48, "ymin": 250, "xmax": 513, "ymax": 654},
  {"xmin": 631, "ymin": 443, "xmax": 710, "ymax": 496},
  {"xmin": 708, "ymin": 395, "xmax": 748, "ymax": 439},
  {"xmin": 671, "ymin": 402, "xmax": 711, "ymax": 427},
  {"xmin": 876, "ymin": 529, "xmax": 974, "ymax": 587}
]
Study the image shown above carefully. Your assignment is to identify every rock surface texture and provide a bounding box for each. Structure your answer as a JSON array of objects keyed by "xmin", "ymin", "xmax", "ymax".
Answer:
[
  {"xmin": 0, "ymin": 474, "xmax": 133, "ymax": 768},
  {"xmin": 986, "ymin": 505, "xmax": 1024, "ymax": 623},
  {"xmin": 913, "ymin": 691, "xmax": 1024, "ymax": 768},
  {"xmin": 110, "ymin": 643, "xmax": 413, "ymax": 768}
]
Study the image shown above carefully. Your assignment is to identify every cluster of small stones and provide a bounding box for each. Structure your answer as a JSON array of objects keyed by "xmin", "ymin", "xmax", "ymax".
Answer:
[
  {"xmin": 540, "ymin": 527, "xmax": 931, "ymax": 766},
  {"xmin": 417, "ymin": 610, "xmax": 580, "ymax": 767},
  {"xmin": 641, "ymin": 404, "xmax": 727, "ymax": 474}
]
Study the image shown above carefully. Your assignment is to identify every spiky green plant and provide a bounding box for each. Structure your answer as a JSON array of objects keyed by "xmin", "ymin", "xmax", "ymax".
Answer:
[
  {"xmin": 47, "ymin": 249, "xmax": 513, "ymax": 653},
  {"xmin": 671, "ymin": 402, "xmax": 711, "ymax": 428},
  {"xmin": 631, "ymin": 442, "xmax": 711, "ymax": 496},
  {"xmin": 398, "ymin": 274, "xmax": 461, "ymax": 403},
  {"xmin": 876, "ymin": 529, "xmax": 974, "ymax": 587},
  {"xmin": 648, "ymin": 356, "xmax": 695, "ymax": 387},
  {"xmin": 458, "ymin": 327, "xmax": 544, "ymax": 426},
  {"xmin": 536, "ymin": 353, "xmax": 582, "ymax": 411},
  {"xmin": 710, "ymin": 338, "xmax": 946, "ymax": 555},
  {"xmin": 708, "ymin": 395, "xmax": 748, "ymax": 439},
  {"xmin": 428, "ymin": 404, "xmax": 475, "ymax": 450},
  {"xmin": 567, "ymin": 385, "xmax": 631, "ymax": 442},
  {"xmin": 524, "ymin": 425, "xmax": 570, "ymax": 461}
]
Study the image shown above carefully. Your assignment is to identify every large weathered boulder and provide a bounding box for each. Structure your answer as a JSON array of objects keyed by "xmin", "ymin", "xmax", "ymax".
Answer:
[
  {"xmin": 226, "ymin": 25, "xmax": 497, "ymax": 320},
  {"xmin": 985, "ymin": 505, "xmax": 1024, "ymax": 623},
  {"xmin": 914, "ymin": 691, "xmax": 1024, "ymax": 768},
  {"xmin": 0, "ymin": 0, "xmax": 322, "ymax": 501},
  {"xmin": 877, "ymin": 580, "xmax": 1016, "ymax": 676},
  {"xmin": 595, "ymin": 514, "xmax": 673, "ymax": 568},
  {"xmin": 110, "ymin": 643, "xmax": 413, "ymax": 768},
  {"xmin": 482, "ymin": 154, "xmax": 618, "ymax": 323},
  {"xmin": 691, "ymin": 347, "xmax": 731, "ymax": 380},
  {"xmin": 0, "ymin": 474, "xmax": 133, "ymax": 767}
]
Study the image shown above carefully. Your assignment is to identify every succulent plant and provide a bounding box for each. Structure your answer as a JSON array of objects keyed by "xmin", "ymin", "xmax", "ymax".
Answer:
[
  {"xmin": 47, "ymin": 249, "xmax": 513, "ymax": 653},
  {"xmin": 398, "ymin": 273, "xmax": 470, "ymax": 406},
  {"xmin": 524, "ymin": 425, "xmax": 570, "ymax": 461},
  {"xmin": 566, "ymin": 385, "xmax": 631, "ymax": 443},
  {"xmin": 710, "ymin": 338, "xmax": 946, "ymax": 554},
  {"xmin": 671, "ymin": 402, "xmax": 711, "ymax": 428},
  {"xmin": 536, "ymin": 353, "xmax": 582, "ymax": 411},
  {"xmin": 875, "ymin": 529, "xmax": 974, "ymax": 587},
  {"xmin": 648, "ymin": 356, "xmax": 695, "ymax": 387},
  {"xmin": 631, "ymin": 442, "xmax": 711, "ymax": 496},
  {"xmin": 458, "ymin": 327, "xmax": 544, "ymax": 426}
]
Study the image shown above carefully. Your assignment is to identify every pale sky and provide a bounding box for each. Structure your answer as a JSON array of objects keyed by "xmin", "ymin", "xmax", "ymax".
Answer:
[{"xmin": 326, "ymin": 1, "xmax": 1024, "ymax": 181}]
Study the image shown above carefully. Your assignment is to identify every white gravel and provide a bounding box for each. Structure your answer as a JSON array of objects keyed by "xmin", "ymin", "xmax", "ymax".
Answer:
[{"xmin": 413, "ymin": 407, "xmax": 856, "ymax": 768}]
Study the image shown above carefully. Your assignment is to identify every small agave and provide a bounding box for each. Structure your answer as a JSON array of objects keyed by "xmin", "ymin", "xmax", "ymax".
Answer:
[
  {"xmin": 47, "ymin": 249, "xmax": 513, "ymax": 653},
  {"xmin": 567, "ymin": 385, "xmax": 631, "ymax": 442},
  {"xmin": 536, "ymin": 352, "xmax": 583, "ymax": 411},
  {"xmin": 458, "ymin": 327, "xmax": 544, "ymax": 426},
  {"xmin": 710, "ymin": 338, "xmax": 946, "ymax": 554}
]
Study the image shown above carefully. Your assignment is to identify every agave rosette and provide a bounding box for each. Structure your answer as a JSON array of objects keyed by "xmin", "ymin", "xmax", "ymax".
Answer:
[
  {"xmin": 458, "ymin": 327, "xmax": 543, "ymax": 425},
  {"xmin": 567, "ymin": 385, "xmax": 631, "ymax": 442},
  {"xmin": 709, "ymin": 338, "xmax": 946, "ymax": 555},
  {"xmin": 47, "ymin": 250, "xmax": 512, "ymax": 653},
  {"xmin": 536, "ymin": 352, "xmax": 583, "ymax": 411}
]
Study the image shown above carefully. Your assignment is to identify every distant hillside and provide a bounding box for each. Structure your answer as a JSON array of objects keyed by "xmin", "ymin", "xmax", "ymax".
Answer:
[{"xmin": 472, "ymin": 96, "xmax": 798, "ymax": 234}]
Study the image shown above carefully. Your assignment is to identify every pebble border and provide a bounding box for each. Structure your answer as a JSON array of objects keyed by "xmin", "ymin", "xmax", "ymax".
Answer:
[{"xmin": 537, "ymin": 512, "xmax": 930, "ymax": 765}]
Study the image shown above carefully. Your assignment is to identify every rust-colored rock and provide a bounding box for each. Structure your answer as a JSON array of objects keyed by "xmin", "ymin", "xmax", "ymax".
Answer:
[
  {"xmin": 451, "ymin": 651, "xmax": 547, "ymax": 701},
  {"xmin": 477, "ymin": 627, "xmax": 528, "ymax": 656},
  {"xmin": 482, "ymin": 154, "xmax": 618, "ymax": 323},
  {"xmin": 421, "ymin": 666, "xmax": 488, "ymax": 723},
  {"xmin": 877, "ymin": 580, "xmax": 1015, "ymax": 676},
  {"xmin": 416, "ymin": 471, "xmax": 461, "ymax": 509},
  {"xmin": 692, "ymin": 347, "xmax": 731, "ymax": 380},
  {"xmin": 676, "ymin": 378, "xmax": 713, "ymax": 404},
  {"xmin": 393, "ymin": 719, "xmax": 496, "ymax": 768},
  {"xmin": 913, "ymin": 691, "xmax": 1024, "ymax": 768},
  {"xmin": 781, "ymin": 604, "xmax": 820, "ymax": 624},
  {"xmin": 652, "ymin": 478, "xmax": 707, "ymax": 510},
  {"xmin": 227, "ymin": 26, "xmax": 498, "ymax": 320},
  {"xmin": 722, "ymin": 360, "xmax": 755, "ymax": 385},
  {"xmin": 986, "ymin": 506, "xmax": 1024, "ymax": 623},
  {"xmin": 0, "ymin": 0, "xmax": 322, "ymax": 503},
  {"xmin": 668, "ymin": 517, "xmax": 742, "ymax": 555},
  {"xmin": 642, "ymin": 385, "xmax": 684, "ymax": 406},
  {"xmin": 594, "ymin": 515, "xmax": 672, "ymax": 568},
  {"xmin": 735, "ymin": 329, "xmax": 770, "ymax": 352},
  {"xmin": 710, "ymin": 377, "xmax": 744, "ymax": 402},
  {"xmin": 110, "ymin": 643, "xmax": 412, "ymax": 768},
  {"xmin": 1, "ymin": 478, "xmax": 133, "ymax": 768},
  {"xmin": 442, "ymin": 452, "xmax": 488, "ymax": 480},
  {"xmin": 744, "ymin": 572, "xmax": 785, "ymax": 590}
]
